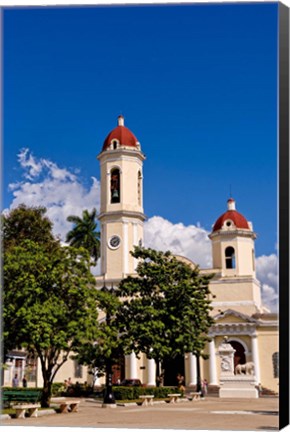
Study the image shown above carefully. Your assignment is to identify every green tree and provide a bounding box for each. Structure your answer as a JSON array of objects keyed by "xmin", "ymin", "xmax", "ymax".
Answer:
[
  {"xmin": 66, "ymin": 208, "xmax": 100, "ymax": 265},
  {"xmin": 75, "ymin": 285, "xmax": 124, "ymax": 402},
  {"xmin": 2, "ymin": 205, "xmax": 58, "ymax": 361},
  {"xmin": 2, "ymin": 204, "xmax": 55, "ymax": 250},
  {"xmin": 3, "ymin": 205, "xmax": 100, "ymax": 407},
  {"xmin": 3, "ymin": 240, "xmax": 99, "ymax": 407},
  {"xmin": 116, "ymin": 246, "xmax": 214, "ymax": 384}
]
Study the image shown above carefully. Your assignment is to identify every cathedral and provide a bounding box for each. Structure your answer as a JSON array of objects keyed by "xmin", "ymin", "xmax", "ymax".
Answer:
[
  {"xmin": 4, "ymin": 116, "xmax": 278, "ymax": 393},
  {"xmin": 94, "ymin": 116, "xmax": 278, "ymax": 393}
]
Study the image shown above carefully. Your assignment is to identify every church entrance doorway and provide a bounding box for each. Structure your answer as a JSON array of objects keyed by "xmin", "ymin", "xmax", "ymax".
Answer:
[
  {"xmin": 112, "ymin": 356, "xmax": 125, "ymax": 384},
  {"xmin": 163, "ymin": 355, "xmax": 185, "ymax": 387},
  {"xmin": 229, "ymin": 341, "xmax": 246, "ymax": 368}
]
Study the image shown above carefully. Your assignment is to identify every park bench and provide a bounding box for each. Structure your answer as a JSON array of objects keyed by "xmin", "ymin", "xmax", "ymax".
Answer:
[
  {"xmin": 11, "ymin": 403, "xmax": 41, "ymax": 419},
  {"xmin": 139, "ymin": 395, "xmax": 154, "ymax": 406},
  {"xmin": 2, "ymin": 390, "xmax": 42, "ymax": 418},
  {"xmin": 167, "ymin": 393, "xmax": 181, "ymax": 403},
  {"xmin": 189, "ymin": 391, "xmax": 201, "ymax": 400},
  {"xmin": 50, "ymin": 397, "xmax": 81, "ymax": 413},
  {"xmin": 2, "ymin": 389, "xmax": 42, "ymax": 407}
]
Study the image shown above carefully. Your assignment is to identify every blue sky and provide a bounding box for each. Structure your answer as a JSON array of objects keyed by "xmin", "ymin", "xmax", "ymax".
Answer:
[{"xmin": 3, "ymin": 3, "xmax": 279, "ymax": 308}]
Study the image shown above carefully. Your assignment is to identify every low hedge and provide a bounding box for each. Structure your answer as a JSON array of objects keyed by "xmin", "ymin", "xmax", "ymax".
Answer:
[
  {"xmin": 2, "ymin": 383, "xmax": 65, "ymax": 397},
  {"xmin": 111, "ymin": 386, "xmax": 179, "ymax": 401}
]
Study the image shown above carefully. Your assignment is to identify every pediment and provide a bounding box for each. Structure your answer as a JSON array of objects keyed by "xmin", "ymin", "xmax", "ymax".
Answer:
[{"xmin": 213, "ymin": 309, "xmax": 257, "ymax": 324}]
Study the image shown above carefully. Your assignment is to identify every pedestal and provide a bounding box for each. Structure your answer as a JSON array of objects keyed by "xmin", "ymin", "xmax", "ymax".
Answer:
[{"xmin": 219, "ymin": 375, "xmax": 258, "ymax": 398}]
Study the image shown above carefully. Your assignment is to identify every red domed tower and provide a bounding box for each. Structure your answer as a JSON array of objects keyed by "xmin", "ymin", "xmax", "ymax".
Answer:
[
  {"xmin": 209, "ymin": 198, "xmax": 256, "ymax": 277},
  {"xmin": 208, "ymin": 198, "xmax": 263, "ymax": 315},
  {"xmin": 97, "ymin": 116, "xmax": 146, "ymax": 280}
]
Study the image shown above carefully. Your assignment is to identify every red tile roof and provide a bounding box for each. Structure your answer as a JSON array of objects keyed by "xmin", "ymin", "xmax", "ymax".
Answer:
[
  {"xmin": 213, "ymin": 210, "xmax": 249, "ymax": 232},
  {"xmin": 102, "ymin": 125, "xmax": 138, "ymax": 151}
]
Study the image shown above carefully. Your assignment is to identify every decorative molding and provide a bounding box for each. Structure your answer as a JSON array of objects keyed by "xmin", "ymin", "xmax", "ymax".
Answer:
[
  {"xmin": 98, "ymin": 149, "xmax": 146, "ymax": 162},
  {"xmin": 210, "ymin": 277, "xmax": 261, "ymax": 285},
  {"xmin": 99, "ymin": 210, "xmax": 147, "ymax": 222},
  {"xmin": 209, "ymin": 229, "xmax": 256, "ymax": 240},
  {"xmin": 213, "ymin": 309, "xmax": 258, "ymax": 323},
  {"xmin": 209, "ymin": 323, "xmax": 257, "ymax": 337}
]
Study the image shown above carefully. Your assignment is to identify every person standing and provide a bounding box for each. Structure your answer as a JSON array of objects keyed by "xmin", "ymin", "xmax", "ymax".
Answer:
[
  {"xmin": 22, "ymin": 375, "xmax": 27, "ymax": 388},
  {"xmin": 12, "ymin": 374, "xmax": 19, "ymax": 387},
  {"xmin": 202, "ymin": 378, "xmax": 208, "ymax": 396}
]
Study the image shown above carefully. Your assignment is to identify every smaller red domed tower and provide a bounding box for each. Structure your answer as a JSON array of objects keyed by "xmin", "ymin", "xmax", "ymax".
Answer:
[
  {"xmin": 209, "ymin": 198, "xmax": 256, "ymax": 277},
  {"xmin": 208, "ymin": 198, "xmax": 263, "ymax": 315}
]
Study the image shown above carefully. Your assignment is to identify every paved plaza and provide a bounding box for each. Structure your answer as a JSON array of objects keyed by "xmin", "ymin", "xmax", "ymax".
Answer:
[{"xmin": 2, "ymin": 396, "xmax": 279, "ymax": 430}]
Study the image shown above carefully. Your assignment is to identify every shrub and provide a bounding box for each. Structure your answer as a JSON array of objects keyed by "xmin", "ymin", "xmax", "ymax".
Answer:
[
  {"xmin": 111, "ymin": 386, "xmax": 178, "ymax": 401},
  {"xmin": 51, "ymin": 382, "xmax": 65, "ymax": 396}
]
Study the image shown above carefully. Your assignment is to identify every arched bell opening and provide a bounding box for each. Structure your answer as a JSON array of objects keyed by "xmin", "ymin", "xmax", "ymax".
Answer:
[
  {"xmin": 225, "ymin": 246, "xmax": 236, "ymax": 269},
  {"xmin": 110, "ymin": 168, "xmax": 120, "ymax": 203}
]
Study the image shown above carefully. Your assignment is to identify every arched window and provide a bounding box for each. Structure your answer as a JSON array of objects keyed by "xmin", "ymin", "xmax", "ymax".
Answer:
[
  {"xmin": 111, "ymin": 168, "xmax": 120, "ymax": 203},
  {"xmin": 272, "ymin": 352, "xmax": 279, "ymax": 378},
  {"xmin": 137, "ymin": 170, "xmax": 142, "ymax": 206},
  {"xmin": 225, "ymin": 246, "xmax": 236, "ymax": 269}
]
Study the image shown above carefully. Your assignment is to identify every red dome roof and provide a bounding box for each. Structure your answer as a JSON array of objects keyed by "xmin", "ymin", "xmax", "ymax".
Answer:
[
  {"xmin": 102, "ymin": 116, "xmax": 139, "ymax": 151},
  {"xmin": 212, "ymin": 199, "xmax": 250, "ymax": 232}
]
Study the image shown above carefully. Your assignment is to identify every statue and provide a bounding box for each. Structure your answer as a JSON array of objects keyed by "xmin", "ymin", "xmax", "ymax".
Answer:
[{"xmin": 235, "ymin": 362, "xmax": 255, "ymax": 375}]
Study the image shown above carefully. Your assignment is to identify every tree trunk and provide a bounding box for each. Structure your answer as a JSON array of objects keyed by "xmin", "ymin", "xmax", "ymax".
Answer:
[{"xmin": 41, "ymin": 378, "xmax": 52, "ymax": 408}]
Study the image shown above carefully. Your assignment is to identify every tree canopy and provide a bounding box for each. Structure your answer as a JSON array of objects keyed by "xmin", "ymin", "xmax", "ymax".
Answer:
[
  {"xmin": 2, "ymin": 204, "xmax": 55, "ymax": 250},
  {"xmin": 75, "ymin": 285, "xmax": 124, "ymax": 382},
  {"xmin": 66, "ymin": 208, "xmax": 100, "ymax": 265},
  {"xmin": 3, "ymin": 205, "xmax": 100, "ymax": 407},
  {"xmin": 116, "ymin": 246, "xmax": 214, "ymax": 381}
]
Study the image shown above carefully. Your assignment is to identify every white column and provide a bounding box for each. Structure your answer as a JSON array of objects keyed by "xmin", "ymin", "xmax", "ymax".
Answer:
[
  {"xmin": 209, "ymin": 339, "xmax": 218, "ymax": 385},
  {"xmin": 133, "ymin": 223, "xmax": 138, "ymax": 270},
  {"xmin": 126, "ymin": 352, "xmax": 138, "ymax": 379},
  {"xmin": 123, "ymin": 222, "xmax": 128, "ymax": 275},
  {"xmin": 187, "ymin": 353, "xmax": 197, "ymax": 386},
  {"xmin": 251, "ymin": 335, "xmax": 260, "ymax": 384},
  {"xmin": 146, "ymin": 358, "xmax": 156, "ymax": 386}
]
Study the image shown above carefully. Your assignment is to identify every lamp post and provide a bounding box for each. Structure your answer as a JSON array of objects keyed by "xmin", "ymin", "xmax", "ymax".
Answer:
[
  {"xmin": 196, "ymin": 353, "xmax": 202, "ymax": 394},
  {"xmin": 102, "ymin": 282, "xmax": 116, "ymax": 406}
]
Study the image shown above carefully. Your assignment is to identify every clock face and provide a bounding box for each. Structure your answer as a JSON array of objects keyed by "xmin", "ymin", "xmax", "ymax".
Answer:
[{"xmin": 109, "ymin": 235, "xmax": 121, "ymax": 249}]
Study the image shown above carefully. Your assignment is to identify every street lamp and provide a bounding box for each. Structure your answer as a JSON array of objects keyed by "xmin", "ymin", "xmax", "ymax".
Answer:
[
  {"xmin": 196, "ymin": 353, "xmax": 202, "ymax": 394},
  {"xmin": 102, "ymin": 282, "xmax": 116, "ymax": 406}
]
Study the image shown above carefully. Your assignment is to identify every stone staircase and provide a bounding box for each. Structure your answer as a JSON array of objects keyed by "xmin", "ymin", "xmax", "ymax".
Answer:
[
  {"xmin": 186, "ymin": 385, "xmax": 277, "ymax": 398},
  {"xmin": 185, "ymin": 385, "xmax": 220, "ymax": 397}
]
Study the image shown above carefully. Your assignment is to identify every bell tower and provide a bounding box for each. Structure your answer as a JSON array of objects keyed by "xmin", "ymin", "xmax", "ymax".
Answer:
[
  {"xmin": 209, "ymin": 198, "xmax": 257, "ymax": 278},
  {"xmin": 97, "ymin": 116, "xmax": 146, "ymax": 280},
  {"xmin": 208, "ymin": 198, "xmax": 264, "ymax": 314}
]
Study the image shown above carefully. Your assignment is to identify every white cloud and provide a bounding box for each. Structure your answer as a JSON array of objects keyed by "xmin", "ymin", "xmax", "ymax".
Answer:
[
  {"xmin": 255, "ymin": 254, "xmax": 279, "ymax": 312},
  {"xmin": 7, "ymin": 149, "xmax": 278, "ymax": 312},
  {"xmin": 144, "ymin": 216, "xmax": 212, "ymax": 268},
  {"xmin": 7, "ymin": 149, "xmax": 100, "ymax": 240},
  {"xmin": 18, "ymin": 148, "xmax": 43, "ymax": 179}
]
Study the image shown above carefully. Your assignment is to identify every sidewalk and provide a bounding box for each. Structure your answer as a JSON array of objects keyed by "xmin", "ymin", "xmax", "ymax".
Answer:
[{"xmin": 2, "ymin": 396, "xmax": 279, "ymax": 430}]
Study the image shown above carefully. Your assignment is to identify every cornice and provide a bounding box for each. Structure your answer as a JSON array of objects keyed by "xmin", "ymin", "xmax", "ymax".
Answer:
[
  {"xmin": 98, "ymin": 210, "xmax": 147, "ymax": 222},
  {"xmin": 97, "ymin": 148, "xmax": 146, "ymax": 162},
  {"xmin": 209, "ymin": 229, "xmax": 256, "ymax": 240}
]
